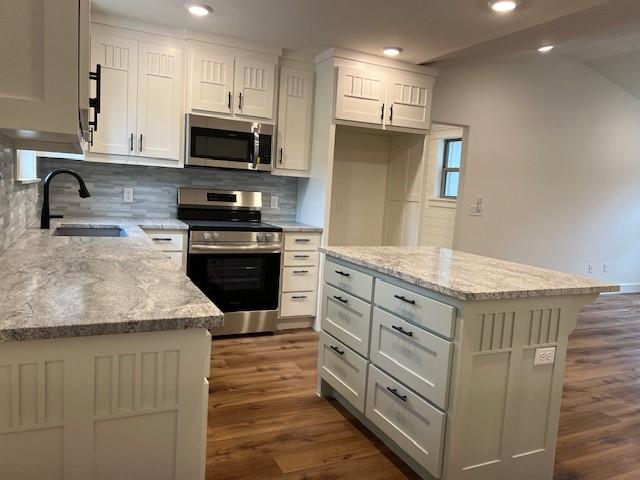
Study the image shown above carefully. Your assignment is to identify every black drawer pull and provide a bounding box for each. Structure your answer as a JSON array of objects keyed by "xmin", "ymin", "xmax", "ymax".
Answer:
[
  {"xmin": 330, "ymin": 345, "xmax": 345, "ymax": 355},
  {"xmin": 335, "ymin": 270, "xmax": 350, "ymax": 277},
  {"xmin": 293, "ymin": 270, "xmax": 309, "ymax": 274},
  {"xmin": 394, "ymin": 294, "xmax": 416, "ymax": 305},
  {"xmin": 292, "ymin": 295, "xmax": 308, "ymax": 300},
  {"xmin": 391, "ymin": 325, "xmax": 413, "ymax": 337},
  {"xmin": 295, "ymin": 238, "xmax": 311, "ymax": 243},
  {"xmin": 152, "ymin": 238, "xmax": 173, "ymax": 242},
  {"xmin": 333, "ymin": 295, "xmax": 348, "ymax": 304},
  {"xmin": 386, "ymin": 387, "xmax": 407, "ymax": 402},
  {"xmin": 293, "ymin": 255, "xmax": 310, "ymax": 259}
]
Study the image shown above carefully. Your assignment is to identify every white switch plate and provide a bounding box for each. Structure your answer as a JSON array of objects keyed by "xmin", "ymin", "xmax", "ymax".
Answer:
[
  {"xmin": 270, "ymin": 195, "xmax": 279, "ymax": 209},
  {"xmin": 123, "ymin": 187, "xmax": 134, "ymax": 203},
  {"xmin": 534, "ymin": 347, "xmax": 556, "ymax": 366}
]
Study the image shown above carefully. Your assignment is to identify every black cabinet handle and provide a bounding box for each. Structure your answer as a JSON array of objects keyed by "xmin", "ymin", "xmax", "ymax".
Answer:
[
  {"xmin": 227, "ymin": 91, "xmax": 232, "ymax": 110},
  {"xmin": 394, "ymin": 294, "xmax": 416, "ymax": 305},
  {"xmin": 292, "ymin": 295, "xmax": 307, "ymax": 299},
  {"xmin": 139, "ymin": 134, "xmax": 143, "ymax": 153},
  {"xmin": 380, "ymin": 103, "xmax": 385, "ymax": 121},
  {"xmin": 293, "ymin": 255, "xmax": 310, "ymax": 259},
  {"xmin": 386, "ymin": 387, "xmax": 407, "ymax": 402},
  {"xmin": 389, "ymin": 104, "xmax": 394, "ymax": 123},
  {"xmin": 392, "ymin": 325, "xmax": 413, "ymax": 337},
  {"xmin": 293, "ymin": 270, "xmax": 309, "ymax": 274},
  {"xmin": 279, "ymin": 147, "xmax": 283, "ymax": 164},
  {"xmin": 89, "ymin": 64, "xmax": 102, "ymax": 132},
  {"xmin": 295, "ymin": 238, "xmax": 310, "ymax": 243},
  {"xmin": 238, "ymin": 92, "xmax": 243, "ymax": 110},
  {"xmin": 330, "ymin": 345, "xmax": 345, "ymax": 355},
  {"xmin": 333, "ymin": 295, "xmax": 348, "ymax": 304},
  {"xmin": 152, "ymin": 238, "xmax": 173, "ymax": 242},
  {"xmin": 335, "ymin": 270, "xmax": 350, "ymax": 277},
  {"xmin": 89, "ymin": 129, "xmax": 94, "ymax": 147},
  {"xmin": 129, "ymin": 133, "xmax": 134, "ymax": 152}
]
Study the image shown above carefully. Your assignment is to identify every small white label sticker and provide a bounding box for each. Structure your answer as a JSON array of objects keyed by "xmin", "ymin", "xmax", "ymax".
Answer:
[{"xmin": 534, "ymin": 347, "xmax": 556, "ymax": 366}]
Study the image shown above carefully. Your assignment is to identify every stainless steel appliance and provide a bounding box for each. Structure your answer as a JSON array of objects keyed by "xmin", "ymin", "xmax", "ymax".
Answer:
[
  {"xmin": 179, "ymin": 187, "xmax": 283, "ymax": 336},
  {"xmin": 185, "ymin": 114, "xmax": 273, "ymax": 172}
]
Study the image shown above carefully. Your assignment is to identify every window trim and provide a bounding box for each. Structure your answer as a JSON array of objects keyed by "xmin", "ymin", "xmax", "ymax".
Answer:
[{"xmin": 440, "ymin": 138, "xmax": 462, "ymax": 199}]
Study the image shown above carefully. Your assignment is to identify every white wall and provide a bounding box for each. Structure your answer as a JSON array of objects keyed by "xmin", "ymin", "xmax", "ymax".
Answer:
[
  {"xmin": 431, "ymin": 55, "xmax": 640, "ymax": 290},
  {"xmin": 420, "ymin": 125, "xmax": 462, "ymax": 248},
  {"xmin": 329, "ymin": 129, "xmax": 389, "ymax": 245}
]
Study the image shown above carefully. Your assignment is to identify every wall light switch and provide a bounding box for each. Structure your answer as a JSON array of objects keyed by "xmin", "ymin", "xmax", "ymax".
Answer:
[
  {"xmin": 123, "ymin": 187, "xmax": 134, "ymax": 203},
  {"xmin": 270, "ymin": 195, "xmax": 279, "ymax": 209},
  {"xmin": 534, "ymin": 347, "xmax": 556, "ymax": 366}
]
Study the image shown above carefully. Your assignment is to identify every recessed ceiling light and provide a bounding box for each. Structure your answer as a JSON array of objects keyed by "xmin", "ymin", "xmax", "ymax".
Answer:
[
  {"xmin": 489, "ymin": 0, "xmax": 518, "ymax": 12},
  {"xmin": 383, "ymin": 47, "xmax": 403, "ymax": 57},
  {"xmin": 538, "ymin": 45, "xmax": 554, "ymax": 53},
  {"xmin": 187, "ymin": 4, "xmax": 212, "ymax": 16}
]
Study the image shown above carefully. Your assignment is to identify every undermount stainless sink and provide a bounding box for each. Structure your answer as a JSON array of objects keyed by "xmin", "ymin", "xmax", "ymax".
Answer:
[{"xmin": 52, "ymin": 227, "xmax": 127, "ymax": 237}]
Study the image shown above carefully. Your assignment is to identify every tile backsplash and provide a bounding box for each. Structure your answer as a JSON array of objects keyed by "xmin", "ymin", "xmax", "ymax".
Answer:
[
  {"xmin": 0, "ymin": 136, "xmax": 39, "ymax": 253},
  {"xmin": 37, "ymin": 158, "xmax": 298, "ymax": 222}
]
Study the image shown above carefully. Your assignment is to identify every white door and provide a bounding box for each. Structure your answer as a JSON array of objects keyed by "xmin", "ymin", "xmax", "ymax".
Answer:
[
  {"xmin": 387, "ymin": 72, "xmax": 433, "ymax": 130},
  {"xmin": 276, "ymin": 68, "xmax": 313, "ymax": 171},
  {"xmin": 90, "ymin": 34, "xmax": 139, "ymax": 155},
  {"xmin": 234, "ymin": 57, "xmax": 275, "ymax": 119},
  {"xmin": 335, "ymin": 67, "xmax": 386, "ymax": 125},
  {"xmin": 137, "ymin": 42, "xmax": 183, "ymax": 161},
  {"xmin": 189, "ymin": 47, "xmax": 234, "ymax": 115}
]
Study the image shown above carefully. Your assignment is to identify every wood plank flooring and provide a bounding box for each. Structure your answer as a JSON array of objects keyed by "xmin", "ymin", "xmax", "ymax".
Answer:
[{"xmin": 207, "ymin": 294, "xmax": 640, "ymax": 480}]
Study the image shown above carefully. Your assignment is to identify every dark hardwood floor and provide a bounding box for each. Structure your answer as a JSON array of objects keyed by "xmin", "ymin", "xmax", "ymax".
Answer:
[{"xmin": 207, "ymin": 294, "xmax": 640, "ymax": 480}]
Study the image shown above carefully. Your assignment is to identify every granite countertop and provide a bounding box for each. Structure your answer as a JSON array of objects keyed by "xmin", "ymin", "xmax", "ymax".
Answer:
[
  {"xmin": 320, "ymin": 246, "xmax": 619, "ymax": 301},
  {"xmin": 0, "ymin": 217, "xmax": 222, "ymax": 342},
  {"xmin": 269, "ymin": 221, "xmax": 323, "ymax": 233}
]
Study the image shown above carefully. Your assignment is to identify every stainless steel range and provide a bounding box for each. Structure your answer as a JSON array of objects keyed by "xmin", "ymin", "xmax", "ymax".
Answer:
[{"xmin": 178, "ymin": 187, "xmax": 283, "ymax": 336}]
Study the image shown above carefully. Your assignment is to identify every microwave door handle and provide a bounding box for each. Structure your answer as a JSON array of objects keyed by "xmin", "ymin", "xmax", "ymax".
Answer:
[{"xmin": 252, "ymin": 127, "xmax": 260, "ymax": 169}]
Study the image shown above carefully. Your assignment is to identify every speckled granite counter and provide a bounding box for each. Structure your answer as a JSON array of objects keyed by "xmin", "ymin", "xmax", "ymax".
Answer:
[
  {"xmin": 269, "ymin": 221, "xmax": 323, "ymax": 233},
  {"xmin": 0, "ymin": 217, "xmax": 222, "ymax": 342},
  {"xmin": 320, "ymin": 246, "xmax": 618, "ymax": 301}
]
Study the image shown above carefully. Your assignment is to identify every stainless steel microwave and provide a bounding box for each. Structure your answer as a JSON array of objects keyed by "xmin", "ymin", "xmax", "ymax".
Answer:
[{"xmin": 185, "ymin": 114, "xmax": 273, "ymax": 172}]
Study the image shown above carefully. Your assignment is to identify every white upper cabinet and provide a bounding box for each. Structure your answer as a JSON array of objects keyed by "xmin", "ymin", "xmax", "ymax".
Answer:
[
  {"xmin": 387, "ymin": 71, "xmax": 434, "ymax": 130},
  {"xmin": 90, "ymin": 34, "xmax": 138, "ymax": 156},
  {"xmin": 234, "ymin": 58, "xmax": 275, "ymax": 119},
  {"xmin": 189, "ymin": 47, "xmax": 234, "ymax": 115},
  {"xmin": 275, "ymin": 67, "xmax": 314, "ymax": 172},
  {"xmin": 335, "ymin": 67, "xmax": 387, "ymax": 125},
  {"xmin": 187, "ymin": 42, "xmax": 276, "ymax": 121},
  {"xmin": 137, "ymin": 43, "xmax": 183, "ymax": 160}
]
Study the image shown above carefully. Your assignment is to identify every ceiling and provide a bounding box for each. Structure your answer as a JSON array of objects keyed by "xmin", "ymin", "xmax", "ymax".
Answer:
[{"xmin": 92, "ymin": 0, "xmax": 618, "ymax": 64}]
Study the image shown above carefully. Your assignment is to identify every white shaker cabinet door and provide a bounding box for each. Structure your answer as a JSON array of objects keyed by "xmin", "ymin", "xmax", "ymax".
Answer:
[
  {"xmin": 335, "ymin": 66, "xmax": 386, "ymax": 126},
  {"xmin": 90, "ymin": 34, "xmax": 139, "ymax": 155},
  {"xmin": 136, "ymin": 42, "xmax": 183, "ymax": 161},
  {"xmin": 387, "ymin": 71, "xmax": 433, "ymax": 130},
  {"xmin": 189, "ymin": 47, "xmax": 234, "ymax": 115},
  {"xmin": 276, "ymin": 67, "xmax": 314, "ymax": 171},
  {"xmin": 234, "ymin": 57, "xmax": 275, "ymax": 119}
]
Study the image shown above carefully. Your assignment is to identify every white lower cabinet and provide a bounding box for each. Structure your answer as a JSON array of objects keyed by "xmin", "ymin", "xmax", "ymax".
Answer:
[
  {"xmin": 366, "ymin": 365, "xmax": 446, "ymax": 478},
  {"xmin": 321, "ymin": 284, "xmax": 372, "ymax": 357},
  {"xmin": 280, "ymin": 292, "xmax": 315, "ymax": 318},
  {"xmin": 318, "ymin": 332, "xmax": 368, "ymax": 413},
  {"xmin": 142, "ymin": 229, "xmax": 187, "ymax": 272}
]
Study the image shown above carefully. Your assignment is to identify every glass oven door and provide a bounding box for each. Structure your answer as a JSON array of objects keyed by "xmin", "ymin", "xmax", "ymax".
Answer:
[{"xmin": 187, "ymin": 251, "xmax": 281, "ymax": 312}]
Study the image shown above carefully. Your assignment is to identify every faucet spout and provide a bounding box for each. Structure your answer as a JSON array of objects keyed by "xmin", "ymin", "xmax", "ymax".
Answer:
[{"xmin": 40, "ymin": 169, "xmax": 91, "ymax": 229}]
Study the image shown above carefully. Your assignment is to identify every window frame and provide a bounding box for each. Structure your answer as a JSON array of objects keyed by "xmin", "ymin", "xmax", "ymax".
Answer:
[{"xmin": 440, "ymin": 138, "xmax": 462, "ymax": 199}]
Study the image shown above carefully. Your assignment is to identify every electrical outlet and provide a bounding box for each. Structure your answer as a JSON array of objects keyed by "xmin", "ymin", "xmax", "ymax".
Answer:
[
  {"xmin": 588, "ymin": 264, "xmax": 594, "ymax": 274},
  {"xmin": 469, "ymin": 196, "xmax": 483, "ymax": 216},
  {"xmin": 534, "ymin": 347, "xmax": 556, "ymax": 366},
  {"xmin": 123, "ymin": 187, "xmax": 134, "ymax": 203},
  {"xmin": 603, "ymin": 263, "xmax": 609, "ymax": 273},
  {"xmin": 270, "ymin": 195, "xmax": 279, "ymax": 209}
]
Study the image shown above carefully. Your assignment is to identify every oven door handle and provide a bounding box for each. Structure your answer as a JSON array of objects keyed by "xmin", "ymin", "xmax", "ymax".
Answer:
[{"xmin": 189, "ymin": 243, "xmax": 282, "ymax": 254}]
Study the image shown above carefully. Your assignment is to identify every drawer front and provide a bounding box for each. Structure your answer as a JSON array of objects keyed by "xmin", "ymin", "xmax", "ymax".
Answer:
[
  {"xmin": 321, "ymin": 284, "xmax": 372, "ymax": 357},
  {"xmin": 375, "ymin": 280, "xmax": 456, "ymax": 339},
  {"xmin": 280, "ymin": 292, "xmax": 316, "ymax": 318},
  {"xmin": 366, "ymin": 365, "xmax": 446, "ymax": 478},
  {"xmin": 145, "ymin": 231, "xmax": 185, "ymax": 252},
  {"xmin": 319, "ymin": 332, "xmax": 368, "ymax": 413},
  {"xmin": 324, "ymin": 260, "xmax": 374, "ymax": 301},
  {"xmin": 284, "ymin": 234, "xmax": 321, "ymax": 251},
  {"xmin": 165, "ymin": 251, "xmax": 184, "ymax": 269},
  {"xmin": 283, "ymin": 251, "xmax": 319, "ymax": 267},
  {"xmin": 370, "ymin": 308, "xmax": 453, "ymax": 409},
  {"xmin": 282, "ymin": 266, "xmax": 318, "ymax": 293}
]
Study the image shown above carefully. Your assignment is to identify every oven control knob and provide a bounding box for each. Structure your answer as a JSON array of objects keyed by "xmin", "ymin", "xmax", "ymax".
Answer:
[
  {"xmin": 265, "ymin": 233, "xmax": 273, "ymax": 241},
  {"xmin": 256, "ymin": 233, "xmax": 265, "ymax": 242},
  {"xmin": 213, "ymin": 232, "xmax": 220, "ymax": 240},
  {"xmin": 203, "ymin": 232, "xmax": 212, "ymax": 240}
]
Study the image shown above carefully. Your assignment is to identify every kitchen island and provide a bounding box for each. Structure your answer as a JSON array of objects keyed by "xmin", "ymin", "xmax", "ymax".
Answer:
[
  {"xmin": 317, "ymin": 246, "xmax": 617, "ymax": 480},
  {"xmin": 0, "ymin": 219, "xmax": 222, "ymax": 480}
]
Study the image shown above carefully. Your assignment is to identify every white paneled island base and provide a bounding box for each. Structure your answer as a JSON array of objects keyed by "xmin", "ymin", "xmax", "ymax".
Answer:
[
  {"xmin": 0, "ymin": 328, "xmax": 211, "ymax": 480},
  {"xmin": 317, "ymin": 247, "xmax": 618, "ymax": 480}
]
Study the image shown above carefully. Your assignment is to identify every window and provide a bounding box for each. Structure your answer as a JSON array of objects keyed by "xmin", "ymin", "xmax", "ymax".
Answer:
[{"xmin": 441, "ymin": 138, "xmax": 462, "ymax": 199}]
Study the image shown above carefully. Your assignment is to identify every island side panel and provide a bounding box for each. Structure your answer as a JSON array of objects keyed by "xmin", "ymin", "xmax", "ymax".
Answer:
[
  {"xmin": 442, "ymin": 294, "xmax": 596, "ymax": 480},
  {"xmin": 0, "ymin": 328, "xmax": 211, "ymax": 480}
]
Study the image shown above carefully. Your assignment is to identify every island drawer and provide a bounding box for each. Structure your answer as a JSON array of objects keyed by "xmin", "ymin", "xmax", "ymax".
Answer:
[
  {"xmin": 324, "ymin": 260, "xmax": 374, "ymax": 301},
  {"xmin": 374, "ymin": 280, "xmax": 456, "ymax": 339},
  {"xmin": 370, "ymin": 307, "xmax": 453, "ymax": 409},
  {"xmin": 284, "ymin": 234, "xmax": 321, "ymax": 251},
  {"xmin": 145, "ymin": 231, "xmax": 184, "ymax": 252},
  {"xmin": 282, "ymin": 266, "xmax": 318, "ymax": 293},
  {"xmin": 280, "ymin": 292, "xmax": 316, "ymax": 318},
  {"xmin": 319, "ymin": 332, "xmax": 368, "ymax": 414},
  {"xmin": 283, "ymin": 251, "xmax": 319, "ymax": 267},
  {"xmin": 322, "ymin": 284, "xmax": 373, "ymax": 357},
  {"xmin": 365, "ymin": 365, "xmax": 446, "ymax": 479}
]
